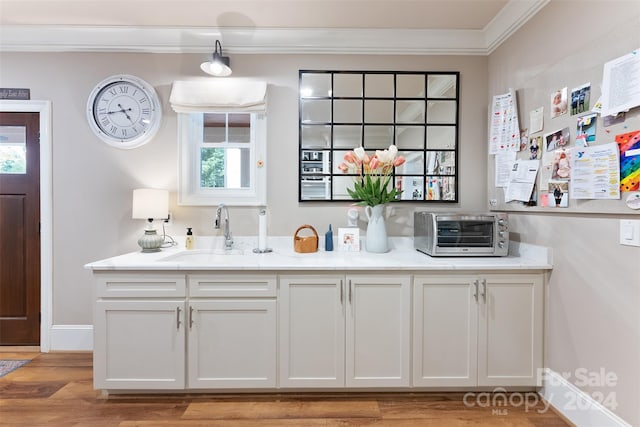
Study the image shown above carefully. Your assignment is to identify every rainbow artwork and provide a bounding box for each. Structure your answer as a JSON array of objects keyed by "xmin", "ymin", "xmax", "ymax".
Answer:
[{"xmin": 616, "ymin": 130, "xmax": 640, "ymax": 192}]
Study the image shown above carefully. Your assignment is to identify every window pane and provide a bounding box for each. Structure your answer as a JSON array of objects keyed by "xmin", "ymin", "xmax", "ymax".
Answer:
[
  {"xmin": 228, "ymin": 113, "xmax": 250, "ymax": 143},
  {"xmin": 200, "ymin": 147, "xmax": 251, "ymax": 189},
  {"xmin": 0, "ymin": 126, "xmax": 26, "ymax": 174},
  {"xmin": 203, "ymin": 113, "xmax": 225, "ymax": 143}
]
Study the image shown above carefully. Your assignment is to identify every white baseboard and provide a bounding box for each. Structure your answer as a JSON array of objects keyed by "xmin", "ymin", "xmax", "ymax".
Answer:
[
  {"xmin": 49, "ymin": 325, "xmax": 93, "ymax": 351},
  {"xmin": 541, "ymin": 368, "xmax": 631, "ymax": 427}
]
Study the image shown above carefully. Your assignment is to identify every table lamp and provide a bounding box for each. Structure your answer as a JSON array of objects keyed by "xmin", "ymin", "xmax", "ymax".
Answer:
[{"xmin": 132, "ymin": 188, "xmax": 169, "ymax": 252}]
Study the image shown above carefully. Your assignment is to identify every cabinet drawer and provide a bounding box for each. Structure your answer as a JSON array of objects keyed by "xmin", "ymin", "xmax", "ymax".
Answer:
[
  {"xmin": 188, "ymin": 273, "xmax": 277, "ymax": 297},
  {"xmin": 95, "ymin": 273, "xmax": 186, "ymax": 298}
]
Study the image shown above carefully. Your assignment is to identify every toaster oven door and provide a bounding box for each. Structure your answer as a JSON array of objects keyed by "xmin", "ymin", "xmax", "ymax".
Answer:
[{"xmin": 436, "ymin": 219, "xmax": 495, "ymax": 254}]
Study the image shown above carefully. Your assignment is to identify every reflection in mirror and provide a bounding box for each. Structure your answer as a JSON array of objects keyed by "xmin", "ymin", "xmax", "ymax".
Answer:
[
  {"xmin": 427, "ymin": 126, "xmax": 456, "ymax": 149},
  {"xmin": 334, "ymin": 100, "xmax": 362, "ymax": 123},
  {"xmin": 396, "ymin": 100, "xmax": 425, "ymax": 123},
  {"xmin": 396, "ymin": 126, "xmax": 424, "ymax": 149},
  {"xmin": 334, "ymin": 74, "xmax": 362, "ymax": 97},
  {"xmin": 334, "ymin": 125, "xmax": 361, "ymax": 148},
  {"xmin": 426, "ymin": 151, "xmax": 456, "ymax": 175},
  {"xmin": 398, "ymin": 176, "xmax": 425, "ymax": 200},
  {"xmin": 332, "ymin": 175, "xmax": 356, "ymax": 200},
  {"xmin": 301, "ymin": 125, "xmax": 330, "ymax": 148},
  {"xmin": 301, "ymin": 99, "xmax": 331, "ymax": 123},
  {"xmin": 395, "ymin": 151, "xmax": 424, "ymax": 175},
  {"xmin": 365, "ymin": 74, "xmax": 394, "ymax": 97},
  {"xmin": 300, "ymin": 73, "xmax": 331, "ymax": 97},
  {"xmin": 397, "ymin": 75, "xmax": 425, "ymax": 98},
  {"xmin": 426, "ymin": 100, "xmax": 457, "ymax": 124},
  {"xmin": 364, "ymin": 126, "xmax": 393, "ymax": 149},
  {"xmin": 0, "ymin": 126, "xmax": 26, "ymax": 174},
  {"xmin": 365, "ymin": 100, "xmax": 394, "ymax": 123},
  {"xmin": 425, "ymin": 176, "xmax": 456, "ymax": 200},
  {"xmin": 428, "ymin": 74, "xmax": 457, "ymax": 98}
]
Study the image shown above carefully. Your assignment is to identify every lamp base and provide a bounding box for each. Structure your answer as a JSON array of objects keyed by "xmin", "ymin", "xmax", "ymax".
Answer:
[{"xmin": 138, "ymin": 229, "xmax": 163, "ymax": 253}]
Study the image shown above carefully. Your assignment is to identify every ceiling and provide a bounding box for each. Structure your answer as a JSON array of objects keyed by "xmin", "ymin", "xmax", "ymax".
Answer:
[{"xmin": 0, "ymin": 0, "xmax": 549, "ymax": 54}]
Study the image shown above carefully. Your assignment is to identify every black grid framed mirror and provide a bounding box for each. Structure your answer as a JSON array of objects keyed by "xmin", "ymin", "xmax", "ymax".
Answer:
[{"xmin": 298, "ymin": 70, "xmax": 459, "ymax": 203}]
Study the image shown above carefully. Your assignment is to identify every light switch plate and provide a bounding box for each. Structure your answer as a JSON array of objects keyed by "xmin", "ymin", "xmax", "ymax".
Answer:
[{"xmin": 619, "ymin": 219, "xmax": 640, "ymax": 247}]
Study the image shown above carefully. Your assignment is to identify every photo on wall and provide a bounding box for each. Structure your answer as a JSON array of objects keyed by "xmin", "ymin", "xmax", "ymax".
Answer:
[
  {"xmin": 548, "ymin": 180, "xmax": 569, "ymax": 208},
  {"xmin": 550, "ymin": 87, "xmax": 568, "ymax": 118},
  {"xmin": 576, "ymin": 113, "xmax": 597, "ymax": 146},
  {"xmin": 544, "ymin": 127, "xmax": 570, "ymax": 152},
  {"xmin": 570, "ymin": 83, "xmax": 591, "ymax": 115}
]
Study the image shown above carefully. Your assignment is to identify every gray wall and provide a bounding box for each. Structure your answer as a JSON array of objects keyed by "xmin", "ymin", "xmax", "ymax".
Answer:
[
  {"xmin": 488, "ymin": 1, "xmax": 640, "ymax": 425},
  {"xmin": 0, "ymin": 52, "xmax": 488, "ymax": 324}
]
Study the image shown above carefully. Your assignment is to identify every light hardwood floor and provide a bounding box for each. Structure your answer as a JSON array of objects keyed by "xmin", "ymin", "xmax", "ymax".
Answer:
[{"xmin": 0, "ymin": 352, "xmax": 572, "ymax": 426}]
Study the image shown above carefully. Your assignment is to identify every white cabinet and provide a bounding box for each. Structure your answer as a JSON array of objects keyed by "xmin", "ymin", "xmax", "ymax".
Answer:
[
  {"xmin": 187, "ymin": 273, "xmax": 277, "ymax": 389},
  {"xmin": 93, "ymin": 273, "xmax": 187, "ymax": 390},
  {"xmin": 413, "ymin": 273, "xmax": 543, "ymax": 387},
  {"xmin": 279, "ymin": 274, "xmax": 411, "ymax": 388},
  {"xmin": 93, "ymin": 272, "xmax": 277, "ymax": 391}
]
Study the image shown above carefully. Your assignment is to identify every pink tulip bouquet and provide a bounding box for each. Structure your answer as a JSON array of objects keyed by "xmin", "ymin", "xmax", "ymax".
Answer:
[{"xmin": 338, "ymin": 145, "xmax": 406, "ymax": 206}]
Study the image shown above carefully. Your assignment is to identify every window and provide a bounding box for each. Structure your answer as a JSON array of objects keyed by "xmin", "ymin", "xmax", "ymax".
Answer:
[
  {"xmin": 298, "ymin": 71, "xmax": 459, "ymax": 202},
  {"xmin": 0, "ymin": 126, "xmax": 27, "ymax": 174},
  {"xmin": 178, "ymin": 111, "xmax": 266, "ymax": 206},
  {"xmin": 171, "ymin": 79, "xmax": 268, "ymax": 206}
]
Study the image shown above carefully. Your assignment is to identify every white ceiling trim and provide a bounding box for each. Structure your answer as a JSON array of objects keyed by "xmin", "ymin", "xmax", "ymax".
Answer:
[{"xmin": 0, "ymin": 0, "xmax": 548, "ymax": 55}]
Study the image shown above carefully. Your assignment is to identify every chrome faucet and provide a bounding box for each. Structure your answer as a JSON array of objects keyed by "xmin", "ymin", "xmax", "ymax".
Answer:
[{"xmin": 214, "ymin": 203, "xmax": 234, "ymax": 250}]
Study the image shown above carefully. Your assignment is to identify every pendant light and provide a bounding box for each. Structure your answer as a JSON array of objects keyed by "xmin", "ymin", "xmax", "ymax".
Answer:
[{"xmin": 200, "ymin": 40, "xmax": 232, "ymax": 77}]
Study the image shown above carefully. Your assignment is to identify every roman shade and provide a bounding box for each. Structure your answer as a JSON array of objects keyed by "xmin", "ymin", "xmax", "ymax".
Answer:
[{"xmin": 169, "ymin": 80, "xmax": 267, "ymax": 113}]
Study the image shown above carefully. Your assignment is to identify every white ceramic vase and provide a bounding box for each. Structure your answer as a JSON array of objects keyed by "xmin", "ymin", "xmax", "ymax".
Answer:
[{"xmin": 364, "ymin": 204, "xmax": 389, "ymax": 253}]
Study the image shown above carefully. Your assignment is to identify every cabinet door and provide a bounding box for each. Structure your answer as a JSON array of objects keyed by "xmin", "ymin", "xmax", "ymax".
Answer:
[
  {"xmin": 93, "ymin": 300, "xmax": 186, "ymax": 390},
  {"xmin": 188, "ymin": 299, "xmax": 276, "ymax": 388},
  {"xmin": 478, "ymin": 274, "xmax": 543, "ymax": 387},
  {"xmin": 279, "ymin": 275, "xmax": 345, "ymax": 387},
  {"xmin": 346, "ymin": 274, "xmax": 411, "ymax": 387},
  {"xmin": 412, "ymin": 275, "xmax": 478, "ymax": 387}
]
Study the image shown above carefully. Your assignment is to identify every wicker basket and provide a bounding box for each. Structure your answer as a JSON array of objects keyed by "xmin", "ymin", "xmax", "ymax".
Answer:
[{"xmin": 293, "ymin": 224, "xmax": 319, "ymax": 253}]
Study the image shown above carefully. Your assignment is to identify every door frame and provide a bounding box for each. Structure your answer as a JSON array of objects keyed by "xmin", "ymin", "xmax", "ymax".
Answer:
[{"xmin": 0, "ymin": 100, "xmax": 52, "ymax": 351}]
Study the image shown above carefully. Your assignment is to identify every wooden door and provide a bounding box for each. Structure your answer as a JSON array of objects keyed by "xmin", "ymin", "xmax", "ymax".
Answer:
[{"xmin": 0, "ymin": 112, "xmax": 40, "ymax": 345}]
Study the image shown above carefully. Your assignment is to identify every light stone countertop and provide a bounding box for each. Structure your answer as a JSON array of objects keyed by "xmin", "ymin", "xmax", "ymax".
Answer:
[{"xmin": 85, "ymin": 236, "xmax": 553, "ymax": 272}]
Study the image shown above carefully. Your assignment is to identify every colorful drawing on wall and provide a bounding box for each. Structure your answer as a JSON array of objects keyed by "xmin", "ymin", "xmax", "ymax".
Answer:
[
  {"xmin": 576, "ymin": 113, "xmax": 597, "ymax": 146},
  {"xmin": 570, "ymin": 83, "xmax": 591, "ymax": 115},
  {"xmin": 616, "ymin": 129, "xmax": 640, "ymax": 192}
]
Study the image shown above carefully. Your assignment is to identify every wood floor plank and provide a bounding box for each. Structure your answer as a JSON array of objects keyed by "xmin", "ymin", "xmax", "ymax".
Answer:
[
  {"xmin": 0, "ymin": 353, "xmax": 572, "ymax": 426},
  {"xmin": 183, "ymin": 401, "xmax": 381, "ymax": 420}
]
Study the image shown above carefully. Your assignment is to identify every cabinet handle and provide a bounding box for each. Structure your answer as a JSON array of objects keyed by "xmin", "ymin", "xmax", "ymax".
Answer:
[
  {"xmin": 348, "ymin": 280, "xmax": 352, "ymax": 304},
  {"xmin": 340, "ymin": 280, "xmax": 344, "ymax": 304},
  {"xmin": 189, "ymin": 306, "xmax": 194, "ymax": 328},
  {"xmin": 473, "ymin": 279, "xmax": 479, "ymax": 302},
  {"xmin": 176, "ymin": 306, "xmax": 182, "ymax": 330},
  {"xmin": 481, "ymin": 279, "xmax": 487, "ymax": 303}
]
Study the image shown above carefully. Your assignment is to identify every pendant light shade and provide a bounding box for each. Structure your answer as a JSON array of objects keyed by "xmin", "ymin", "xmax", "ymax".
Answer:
[{"xmin": 200, "ymin": 40, "xmax": 232, "ymax": 77}]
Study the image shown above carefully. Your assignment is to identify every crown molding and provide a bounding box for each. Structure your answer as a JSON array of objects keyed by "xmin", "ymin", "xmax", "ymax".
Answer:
[{"xmin": 0, "ymin": 0, "xmax": 548, "ymax": 55}]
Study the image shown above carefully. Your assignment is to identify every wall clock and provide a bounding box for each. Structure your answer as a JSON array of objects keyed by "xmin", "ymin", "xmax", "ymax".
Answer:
[{"xmin": 86, "ymin": 74, "xmax": 162, "ymax": 149}]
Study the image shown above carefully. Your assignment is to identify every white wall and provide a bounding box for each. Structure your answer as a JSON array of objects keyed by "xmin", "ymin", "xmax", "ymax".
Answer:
[
  {"xmin": 488, "ymin": 1, "xmax": 640, "ymax": 425},
  {"xmin": 0, "ymin": 52, "xmax": 488, "ymax": 324}
]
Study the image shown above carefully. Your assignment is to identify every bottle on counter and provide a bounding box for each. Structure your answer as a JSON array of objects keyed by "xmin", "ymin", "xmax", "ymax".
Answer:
[
  {"xmin": 325, "ymin": 224, "xmax": 334, "ymax": 251},
  {"xmin": 185, "ymin": 227, "xmax": 194, "ymax": 250}
]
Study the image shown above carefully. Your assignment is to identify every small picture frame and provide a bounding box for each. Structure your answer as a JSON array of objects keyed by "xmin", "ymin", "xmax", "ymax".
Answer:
[{"xmin": 338, "ymin": 228, "xmax": 360, "ymax": 252}]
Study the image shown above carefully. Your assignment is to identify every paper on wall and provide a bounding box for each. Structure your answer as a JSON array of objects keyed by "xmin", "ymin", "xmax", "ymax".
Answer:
[
  {"xmin": 504, "ymin": 160, "xmax": 539, "ymax": 202},
  {"xmin": 600, "ymin": 48, "xmax": 640, "ymax": 117},
  {"xmin": 570, "ymin": 142, "xmax": 620, "ymax": 199},
  {"xmin": 529, "ymin": 106, "xmax": 544, "ymax": 134},
  {"xmin": 495, "ymin": 151, "xmax": 517, "ymax": 187},
  {"xmin": 489, "ymin": 89, "xmax": 520, "ymax": 154}
]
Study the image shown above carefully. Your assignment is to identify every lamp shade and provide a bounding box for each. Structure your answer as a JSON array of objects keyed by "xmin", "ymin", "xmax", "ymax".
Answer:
[
  {"xmin": 201, "ymin": 40, "xmax": 232, "ymax": 77},
  {"xmin": 132, "ymin": 189, "xmax": 169, "ymax": 220}
]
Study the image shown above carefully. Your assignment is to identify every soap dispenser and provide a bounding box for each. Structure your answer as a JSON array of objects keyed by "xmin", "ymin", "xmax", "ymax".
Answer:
[
  {"xmin": 185, "ymin": 228, "xmax": 194, "ymax": 250},
  {"xmin": 325, "ymin": 224, "xmax": 334, "ymax": 251}
]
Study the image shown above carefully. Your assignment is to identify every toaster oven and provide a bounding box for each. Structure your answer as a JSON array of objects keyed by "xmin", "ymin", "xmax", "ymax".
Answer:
[{"xmin": 414, "ymin": 212, "xmax": 509, "ymax": 257}]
